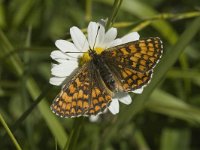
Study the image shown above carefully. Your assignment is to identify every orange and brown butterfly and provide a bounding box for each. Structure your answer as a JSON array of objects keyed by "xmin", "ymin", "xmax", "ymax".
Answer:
[{"xmin": 50, "ymin": 21, "xmax": 163, "ymax": 118}]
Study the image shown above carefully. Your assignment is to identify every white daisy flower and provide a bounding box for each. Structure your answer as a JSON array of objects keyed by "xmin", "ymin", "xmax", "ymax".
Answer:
[{"xmin": 50, "ymin": 21, "xmax": 141, "ymax": 116}]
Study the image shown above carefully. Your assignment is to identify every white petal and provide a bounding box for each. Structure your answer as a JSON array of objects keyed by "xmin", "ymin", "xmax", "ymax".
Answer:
[
  {"xmin": 108, "ymin": 99, "xmax": 119, "ymax": 115},
  {"xmin": 53, "ymin": 58, "xmax": 69, "ymax": 63},
  {"xmin": 89, "ymin": 115, "xmax": 99, "ymax": 122},
  {"xmin": 109, "ymin": 38, "xmax": 122, "ymax": 47},
  {"xmin": 51, "ymin": 61, "xmax": 78, "ymax": 77},
  {"xmin": 88, "ymin": 22, "xmax": 99, "ymax": 49},
  {"xmin": 132, "ymin": 88, "xmax": 144, "ymax": 94},
  {"xmin": 66, "ymin": 53, "xmax": 82, "ymax": 59},
  {"xmin": 121, "ymin": 32, "xmax": 140, "ymax": 44},
  {"xmin": 55, "ymin": 40, "xmax": 78, "ymax": 52},
  {"xmin": 49, "ymin": 77, "xmax": 66, "ymax": 86},
  {"xmin": 70, "ymin": 26, "xmax": 89, "ymax": 52},
  {"xmin": 95, "ymin": 23, "xmax": 105, "ymax": 48},
  {"xmin": 51, "ymin": 63, "xmax": 56, "ymax": 68},
  {"xmin": 118, "ymin": 93, "xmax": 132, "ymax": 105},
  {"xmin": 54, "ymin": 58, "xmax": 77, "ymax": 63},
  {"xmin": 55, "ymin": 40, "xmax": 82, "ymax": 58},
  {"xmin": 50, "ymin": 50, "xmax": 69, "ymax": 60},
  {"xmin": 103, "ymin": 27, "xmax": 117, "ymax": 49},
  {"xmin": 50, "ymin": 50, "xmax": 78, "ymax": 63}
]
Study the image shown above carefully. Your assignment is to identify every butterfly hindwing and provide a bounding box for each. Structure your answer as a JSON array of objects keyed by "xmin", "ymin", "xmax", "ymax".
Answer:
[
  {"xmin": 104, "ymin": 61, "xmax": 153, "ymax": 92},
  {"xmin": 119, "ymin": 68, "xmax": 153, "ymax": 92},
  {"xmin": 51, "ymin": 63, "xmax": 112, "ymax": 118},
  {"xmin": 84, "ymin": 63, "xmax": 113, "ymax": 116}
]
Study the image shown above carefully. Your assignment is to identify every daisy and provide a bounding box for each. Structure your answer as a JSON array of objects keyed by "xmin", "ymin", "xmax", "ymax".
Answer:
[{"xmin": 50, "ymin": 21, "xmax": 143, "ymax": 116}]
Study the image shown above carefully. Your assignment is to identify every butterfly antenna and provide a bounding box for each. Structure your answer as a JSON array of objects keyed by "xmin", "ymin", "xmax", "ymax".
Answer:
[
  {"xmin": 92, "ymin": 25, "xmax": 101, "ymax": 51},
  {"xmin": 65, "ymin": 39, "xmax": 89, "ymax": 54},
  {"xmin": 65, "ymin": 51, "xmax": 86, "ymax": 54}
]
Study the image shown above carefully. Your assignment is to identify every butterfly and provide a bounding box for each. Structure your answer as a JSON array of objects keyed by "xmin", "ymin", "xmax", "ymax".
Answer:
[{"xmin": 51, "ymin": 37, "xmax": 163, "ymax": 118}]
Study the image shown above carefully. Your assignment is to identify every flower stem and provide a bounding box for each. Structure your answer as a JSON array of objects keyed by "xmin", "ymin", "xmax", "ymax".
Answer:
[
  {"xmin": 111, "ymin": 11, "xmax": 200, "ymax": 31},
  {"xmin": 105, "ymin": 0, "xmax": 123, "ymax": 30},
  {"xmin": 85, "ymin": 0, "xmax": 92, "ymax": 22},
  {"xmin": 131, "ymin": 11, "xmax": 200, "ymax": 32}
]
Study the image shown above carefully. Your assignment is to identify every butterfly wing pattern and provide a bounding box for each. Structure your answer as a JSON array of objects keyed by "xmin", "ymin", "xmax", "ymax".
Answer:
[
  {"xmin": 51, "ymin": 63, "xmax": 113, "ymax": 118},
  {"xmin": 51, "ymin": 37, "xmax": 163, "ymax": 118},
  {"xmin": 102, "ymin": 37, "xmax": 162, "ymax": 92}
]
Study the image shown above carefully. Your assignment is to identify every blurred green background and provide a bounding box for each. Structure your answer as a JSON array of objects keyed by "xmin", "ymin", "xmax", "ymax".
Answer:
[{"xmin": 1, "ymin": 0, "xmax": 200, "ymax": 150}]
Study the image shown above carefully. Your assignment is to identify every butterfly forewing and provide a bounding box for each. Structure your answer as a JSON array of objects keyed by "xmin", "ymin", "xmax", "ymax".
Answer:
[
  {"xmin": 103, "ymin": 37, "xmax": 163, "ymax": 73},
  {"xmin": 51, "ymin": 63, "xmax": 112, "ymax": 118}
]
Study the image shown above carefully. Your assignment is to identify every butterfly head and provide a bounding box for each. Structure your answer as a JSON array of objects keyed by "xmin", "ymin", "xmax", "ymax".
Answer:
[{"xmin": 78, "ymin": 25, "xmax": 104, "ymax": 67}]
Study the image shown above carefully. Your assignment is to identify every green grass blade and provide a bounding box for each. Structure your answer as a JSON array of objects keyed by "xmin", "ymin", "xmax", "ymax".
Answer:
[
  {"xmin": 167, "ymin": 68, "xmax": 200, "ymax": 80},
  {"xmin": 0, "ymin": 29, "xmax": 68, "ymax": 149},
  {"xmin": 10, "ymin": 85, "xmax": 53, "ymax": 132},
  {"xmin": 0, "ymin": 3, "xmax": 6, "ymax": 28},
  {"xmin": 160, "ymin": 128, "xmax": 190, "ymax": 150},
  {"xmin": 63, "ymin": 118, "xmax": 84, "ymax": 150},
  {"xmin": 12, "ymin": 0, "xmax": 35, "ymax": 27},
  {"xmin": 147, "ymin": 89, "xmax": 200, "ymax": 124},
  {"xmin": 0, "ymin": 113, "xmax": 22, "ymax": 150},
  {"xmin": 134, "ymin": 129, "xmax": 150, "ymax": 150}
]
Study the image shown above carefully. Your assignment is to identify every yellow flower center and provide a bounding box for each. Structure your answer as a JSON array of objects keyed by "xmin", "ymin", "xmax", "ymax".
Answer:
[
  {"xmin": 95, "ymin": 47, "xmax": 104, "ymax": 55},
  {"xmin": 78, "ymin": 47, "xmax": 104, "ymax": 67}
]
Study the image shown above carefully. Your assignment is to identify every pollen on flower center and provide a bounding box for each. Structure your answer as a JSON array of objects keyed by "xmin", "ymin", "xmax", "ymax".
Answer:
[
  {"xmin": 78, "ymin": 47, "xmax": 104, "ymax": 67},
  {"xmin": 95, "ymin": 47, "xmax": 104, "ymax": 55}
]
